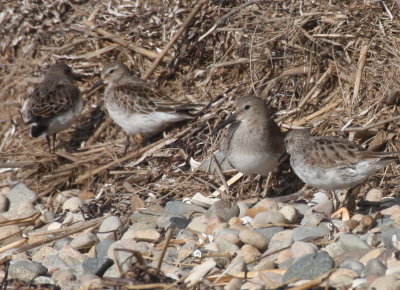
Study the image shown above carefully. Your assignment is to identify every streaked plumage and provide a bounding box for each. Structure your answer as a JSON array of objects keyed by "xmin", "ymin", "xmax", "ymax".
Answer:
[
  {"xmin": 21, "ymin": 63, "xmax": 82, "ymax": 153},
  {"xmin": 221, "ymin": 96, "xmax": 286, "ymax": 176},
  {"xmin": 285, "ymin": 129, "xmax": 399, "ymax": 191},
  {"xmin": 100, "ymin": 61, "xmax": 202, "ymax": 148}
]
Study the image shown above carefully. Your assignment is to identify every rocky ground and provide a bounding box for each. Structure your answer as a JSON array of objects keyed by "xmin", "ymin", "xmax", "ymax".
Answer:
[
  {"xmin": 1, "ymin": 0, "xmax": 400, "ymax": 289},
  {"xmin": 1, "ymin": 181, "xmax": 400, "ymax": 289}
]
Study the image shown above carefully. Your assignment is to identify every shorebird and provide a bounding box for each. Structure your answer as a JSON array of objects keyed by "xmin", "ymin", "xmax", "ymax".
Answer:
[
  {"xmin": 221, "ymin": 96, "xmax": 286, "ymax": 176},
  {"xmin": 285, "ymin": 129, "xmax": 399, "ymax": 207},
  {"xmin": 22, "ymin": 63, "xmax": 83, "ymax": 153},
  {"xmin": 98, "ymin": 60, "xmax": 202, "ymax": 151}
]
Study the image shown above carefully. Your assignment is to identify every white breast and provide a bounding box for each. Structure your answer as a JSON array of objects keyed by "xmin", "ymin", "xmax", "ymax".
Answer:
[{"xmin": 106, "ymin": 102, "xmax": 186, "ymax": 137}]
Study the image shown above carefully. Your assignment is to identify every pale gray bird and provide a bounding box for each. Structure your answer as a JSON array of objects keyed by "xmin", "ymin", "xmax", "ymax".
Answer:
[
  {"xmin": 98, "ymin": 60, "xmax": 202, "ymax": 150},
  {"xmin": 221, "ymin": 96, "xmax": 286, "ymax": 176},
  {"xmin": 285, "ymin": 129, "xmax": 399, "ymax": 206},
  {"xmin": 21, "ymin": 63, "xmax": 83, "ymax": 153}
]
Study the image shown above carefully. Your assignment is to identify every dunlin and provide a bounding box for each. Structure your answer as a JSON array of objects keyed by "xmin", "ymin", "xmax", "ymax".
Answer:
[{"xmin": 22, "ymin": 63, "xmax": 83, "ymax": 153}]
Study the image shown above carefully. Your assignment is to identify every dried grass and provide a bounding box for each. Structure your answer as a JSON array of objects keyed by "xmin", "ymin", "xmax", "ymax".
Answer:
[{"xmin": 1, "ymin": 0, "xmax": 400, "ymax": 218}]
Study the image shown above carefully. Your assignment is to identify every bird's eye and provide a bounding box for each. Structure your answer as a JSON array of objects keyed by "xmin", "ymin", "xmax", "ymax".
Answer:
[
  {"xmin": 108, "ymin": 68, "xmax": 116, "ymax": 74},
  {"xmin": 244, "ymin": 105, "xmax": 250, "ymax": 110}
]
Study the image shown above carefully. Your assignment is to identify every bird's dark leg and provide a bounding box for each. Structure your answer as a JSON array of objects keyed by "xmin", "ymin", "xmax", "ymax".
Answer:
[
  {"xmin": 46, "ymin": 135, "xmax": 53, "ymax": 154},
  {"xmin": 52, "ymin": 133, "xmax": 57, "ymax": 153},
  {"xmin": 124, "ymin": 135, "xmax": 131, "ymax": 154}
]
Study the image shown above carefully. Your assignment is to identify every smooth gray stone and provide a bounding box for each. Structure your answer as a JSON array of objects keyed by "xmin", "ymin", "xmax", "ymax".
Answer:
[
  {"xmin": 95, "ymin": 239, "xmax": 114, "ymax": 258},
  {"xmin": 165, "ymin": 201, "xmax": 206, "ymax": 218},
  {"xmin": 292, "ymin": 225, "xmax": 330, "ymax": 242},
  {"xmin": 8, "ymin": 261, "xmax": 48, "ymax": 282},
  {"xmin": 339, "ymin": 260, "xmax": 365, "ymax": 276},
  {"xmin": 7, "ymin": 183, "xmax": 37, "ymax": 205},
  {"xmin": 83, "ymin": 257, "xmax": 113, "ymax": 276},
  {"xmin": 41, "ymin": 255, "xmax": 71, "ymax": 272},
  {"xmin": 206, "ymin": 200, "xmax": 239, "ymax": 222},
  {"xmin": 282, "ymin": 252, "xmax": 335, "ymax": 282},
  {"xmin": 381, "ymin": 228, "xmax": 400, "ymax": 249},
  {"xmin": 254, "ymin": 227, "xmax": 285, "ymax": 240},
  {"xmin": 170, "ymin": 216, "xmax": 189, "ymax": 229},
  {"xmin": 339, "ymin": 234, "xmax": 370, "ymax": 251},
  {"xmin": 300, "ymin": 212, "xmax": 326, "ymax": 226},
  {"xmin": 365, "ymin": 258, "xmax": 386, "ymax": 277}
]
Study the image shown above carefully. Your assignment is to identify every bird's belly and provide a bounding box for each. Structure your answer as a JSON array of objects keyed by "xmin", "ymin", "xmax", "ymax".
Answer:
[
  {"xmin": 47, "ymin": 99, "xmax": 82, "ymax": 136},
  {"xmin": 292, "ymin": 162, "xmax": 368, "ymax": 191},
  {"xmin": 228, "ymin": 152, "xmax": 279, "ymax": 176},
  {"xmin": 106, "ymin": 103, "xmax": 185, "ymax": 136}
]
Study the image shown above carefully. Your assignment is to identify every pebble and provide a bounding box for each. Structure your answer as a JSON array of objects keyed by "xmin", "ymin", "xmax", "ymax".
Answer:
[
  {"xmin": 225, "ymin": 257, "xmax": 246, "ymax": 274},
  {"xmin": 291, "ymin": 241, "xmax": 317, "ymax": 260},
  {"xmin": 251, "ymin": 211, "xmax": 286, "ymax": 228},
  {"xmin": 8, "ymin": 260, "xmax": 48, "ymax": 282},
  {"xmin": 300, "ymin": 212, "xmax": 326, "ymax": 226},
  {"xmin": 254, "ymin": 198, "xmax": 279, "ymax": 212},
  {"xmin": 282, "ymin": 252, "xmax": 335, "ymax": 282},
  {"xmin": 365, "ymin": 188, "xmax": 383, "ymax": 202},
  {"xmin": 165, "ymin": 201, "xmax": 206, "ymax": 218},
  {"xmin": 178, "ymin": 240, "xmax": 196, "ymax": 260},
  {"xmin": 51, "ymin": 269, "xmax": 75, "ymax": 283},
  {"xmin": 41, "ymin": 255, "xmax": 71, "ymax": 272},
  {"xmin": 359, "ymin": 248, "xmax": 386, "ymax": 264},
  {"xmin": 278, "ymin": 205, "xmax": 300, "ymax": 224},
  {"xmin": 339, "ymin": 234, "xmax": 370, "ymax": 251},
  {"xmin": 169, "ymin": 216, "xmax": 189, "ymax": 229},
  {"xmin": 123, "ymin": 228, "xmax": 160, "ymax": 241},
  {"xmin": 339, "ymin": 259, "xmax": 365, "ymax": 276},
  {"xmin": 31, "ymin": 246, "xmax": 58, "ymax": 262},
  {"xmin": 0, "ymin": 225, "xmax": 21, "ymax": 244},
  {"xmin": 95, "ymin": 239, "xmax": 115, "ymax": 258},
  {"xmin": 365, "ymin": 258, "xmax": 387, "ymax": 276},
  {"xmin": 206, "ymin": 200, "xmax": 240, "ymax": 222},
  {"xmin": 268, "ymin": 230, "xmax": 294, "ymax": 250},
  {"xmin": 97, "ymin": 216, "xmax": 122, "ymax": 241},
  {"xmin": 328, "ymin": 268, "xmax": 358, "ymax": 287},
  {"xmin": 277, "ymin": 248, "xmax": 293, "ymax": 264},
  {"xmin": 216, "ymin": 238, "xmax": 240, "ymax": 255},
  {"xmin": 292, "ymin": 225, "xmax": 329, "ymax": 241},
  {"xmin": 381, "ymin": 228, "xmax": 400, "ymax": 249},
  {"xmin": 187, "ymin": 215, "xmax": 208, "ymax": 234},
  {"xmin": 82, "ymin": 257, "xmax": 113, "ymax": 276},
  {"xmin": 240, "ymin": 244, "xmax": 261, "ymax": 264},
  {"xmin": 70, "ymin": 232, "xmax": 98, "ymax": 249},
  {"xmin": 62, "ymin": 196, "xmax": 84, "ymax": 212},
  {"xmin": 7, "ymin": 183, "xmax": 36, "ymax": 207},
  {"xmin": 215, "ymin": 228, "xmax": 240, "ymax": 245},
  {"xmin": 254, "ymin": 227, "xmax": 284, "ymax": 240},
  {"xmin": 53, "ymin": 237, "xmax": 73, "ymax": 250},
  {"xmin": 369, "ymin": 274, "xmax": 400, "ymax": 290},
  {"xmin": 239, "ymin": 229, "xmax": 269, "ymax": 251},
  {"xmin": 224, "ymin": 277, "xmax": 243, "ymax": 290},
  {"xmin": 252, "ymin": 258, "xmax": 274, "ymax": 271}
]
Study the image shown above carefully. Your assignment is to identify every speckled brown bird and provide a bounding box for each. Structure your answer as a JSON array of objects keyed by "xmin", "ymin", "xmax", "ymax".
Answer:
[
  {"xmin": 285, "ymin": 129, "xmax": 399, "ymax": 207},
  {"xmin": 21, "ymin": 63, "xmax": 83, "ymax": 153},
  {"xmin": 99, "ymin": 60, "xmax": 202, "ymax": 150}
]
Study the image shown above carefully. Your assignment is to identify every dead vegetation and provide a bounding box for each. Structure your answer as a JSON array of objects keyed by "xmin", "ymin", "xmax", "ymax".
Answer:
[{"xmin": 1, "ymin": 0, "xmax": 400, "ymax": 286}]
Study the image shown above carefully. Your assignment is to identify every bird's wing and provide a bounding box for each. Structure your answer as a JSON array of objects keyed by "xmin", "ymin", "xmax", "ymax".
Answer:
[
  {"xmin": 114, "ymin": 82, "xmax": 202, "ymax": 117},
  {"xmin": 24, "ymin": 81, "xmax": 80, "ymax": 124}
]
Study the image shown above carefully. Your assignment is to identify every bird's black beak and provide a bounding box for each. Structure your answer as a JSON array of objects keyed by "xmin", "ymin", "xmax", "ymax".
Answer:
[
  {"xmin": 213, "ymin": 113, "xmax": 237, "ymax": 134},
  {"xmin": 85, "ymin": 79, "xmax": 105, "ymax": 96}
]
